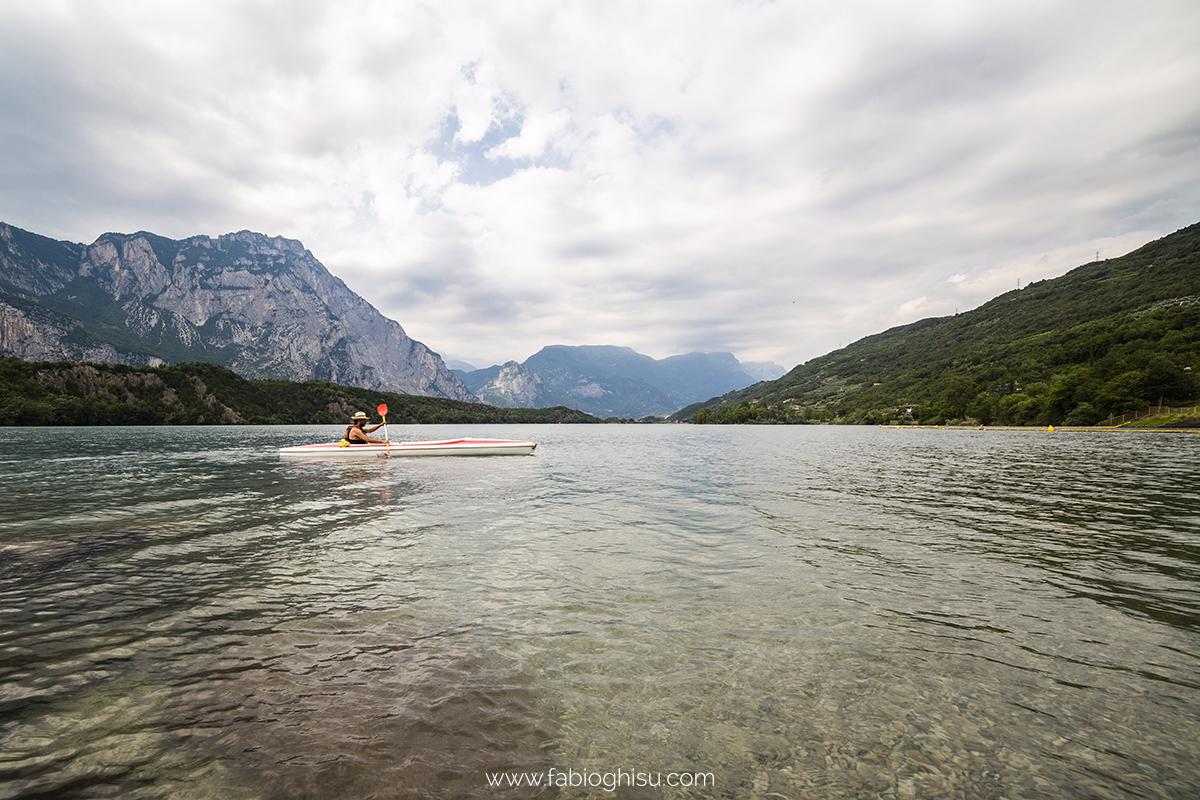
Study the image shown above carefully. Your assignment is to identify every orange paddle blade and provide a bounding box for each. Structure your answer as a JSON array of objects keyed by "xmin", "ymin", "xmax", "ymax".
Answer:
[{"xmin": 377, "ymin": 403, "xmax": 388, "ymax": 416}]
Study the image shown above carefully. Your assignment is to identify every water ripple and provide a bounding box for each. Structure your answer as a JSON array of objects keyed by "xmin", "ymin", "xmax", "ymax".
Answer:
[{"xmin": 2, "ymin": 425, "xmax": 1199, "ymax": 798}]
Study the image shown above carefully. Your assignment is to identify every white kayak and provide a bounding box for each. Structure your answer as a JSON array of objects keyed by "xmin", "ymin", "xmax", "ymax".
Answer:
[{"xmin": 279, "ymin": 438, "xmax": 537, "ymax": 457}]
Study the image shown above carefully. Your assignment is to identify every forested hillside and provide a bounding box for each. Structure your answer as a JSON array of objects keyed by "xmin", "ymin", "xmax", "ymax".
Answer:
[
  {"xmin": 676, "ymin": 222, "xmax": 1200, "ymax": 425},
  {"xmin": 0, "ymin": 359, "xmax": 598, "ymax": 426}
]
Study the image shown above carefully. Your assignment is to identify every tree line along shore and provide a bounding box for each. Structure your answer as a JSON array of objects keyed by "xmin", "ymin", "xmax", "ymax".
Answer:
[{"xmin": 0, "ymin": 358, "xmax": 600, "ymax": 426}]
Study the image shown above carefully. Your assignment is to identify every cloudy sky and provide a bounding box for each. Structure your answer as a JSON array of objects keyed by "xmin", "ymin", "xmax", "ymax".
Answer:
[{"xmin": 3, "ymin": 1, "xmax": 1199, "ymax": 371}]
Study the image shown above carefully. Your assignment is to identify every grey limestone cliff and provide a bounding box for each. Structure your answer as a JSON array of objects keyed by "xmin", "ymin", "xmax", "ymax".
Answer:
[
  {"xmin": 0, "ymin": 223, "xmax": 475, "ymax": 400},
  {"xmin": 463, "ymin": 361, "xmax": 545, "ymax": 407}
]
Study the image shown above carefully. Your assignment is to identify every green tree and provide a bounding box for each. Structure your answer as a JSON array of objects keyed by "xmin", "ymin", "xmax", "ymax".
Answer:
[
  {"xmin": 1095, "ymin": 370, "xmax": 1149, "ymax": 415},
  {"xmin": 1145, "ymin": 355, "xmax": 1194, "ymax": 405},
  {"xmin": 942, "ymin": 376, "xmax": 977, "ymax": 419},
  {"xmin": 1064, "ymin": 402, "xmax": 1102, "ymax": 426},
  {"xmin": 967, "ymin": 392, "xmax": 998, "ymax": 425}
]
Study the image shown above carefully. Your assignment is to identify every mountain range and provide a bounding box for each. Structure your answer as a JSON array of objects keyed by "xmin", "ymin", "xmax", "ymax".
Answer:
[
  {"xmin": 0, "ymin": 223, "xmax": 474, "ymax": 400},
  {"xmin": 454, "ymin": 346, "xmax": 785, "ymax": 418},
  {"xmin": 0, "ymin": 222, "xmax": 783, "ymax": 416},
  {"xmin": 5, "ymin": 218, "xmax": 1190, "ymax": 427}
]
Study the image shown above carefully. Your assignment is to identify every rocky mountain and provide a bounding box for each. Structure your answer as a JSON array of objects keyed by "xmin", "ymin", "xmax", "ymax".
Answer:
[
  {"xmin": 456, "ymin": 344, "xmax": 784, "ymax": 418},
  {"xmin": 461, "ymin": 361, "xmax": 546, "ymax": 407},
  {"xmin": 0, "ymin": 222, "xmax": 475, "ymax": 400},
  {"xmin": 740, "ymin": 361, "xmax": 791, "ymax": 382}
]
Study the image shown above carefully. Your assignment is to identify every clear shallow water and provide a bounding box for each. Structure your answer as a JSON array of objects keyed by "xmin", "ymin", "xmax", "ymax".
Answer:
[{"xmin": 1, "ymin": 424, "xmax": 1198, "ymax": 799}]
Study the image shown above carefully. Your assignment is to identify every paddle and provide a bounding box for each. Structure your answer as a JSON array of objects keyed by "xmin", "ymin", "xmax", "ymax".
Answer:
[{"xmin": 377, "ymin": 403, "xmax": 390, "ymax": 458}]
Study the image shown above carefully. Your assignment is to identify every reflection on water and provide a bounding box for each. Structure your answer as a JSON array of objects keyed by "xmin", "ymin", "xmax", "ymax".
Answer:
[{"xmin": 1, "ymin": 424, "xmax": 1198, "ymax": 798}]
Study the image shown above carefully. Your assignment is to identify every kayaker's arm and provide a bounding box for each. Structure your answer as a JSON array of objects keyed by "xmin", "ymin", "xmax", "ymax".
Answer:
[{"xmin": 346, "ymin": 427, "xmax": 384, "ymax": 444}]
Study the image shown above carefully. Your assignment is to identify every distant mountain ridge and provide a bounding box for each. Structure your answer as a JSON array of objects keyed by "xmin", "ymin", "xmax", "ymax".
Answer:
[
  {"xmin": 455, "ymin": 345, "xmax": 785, "ymax": 418},
  {"xmin": 0, "ymin": 223, "xmax": 474, "ymax": 400}
]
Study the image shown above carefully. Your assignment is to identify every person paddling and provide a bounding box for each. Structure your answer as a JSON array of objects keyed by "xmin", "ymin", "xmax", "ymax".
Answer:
[{"xmin": 344, "ymin": 411, "xmax": 386, "ymax": 444}]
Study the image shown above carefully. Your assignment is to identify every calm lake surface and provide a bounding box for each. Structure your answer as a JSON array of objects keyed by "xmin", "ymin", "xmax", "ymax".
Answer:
[{"xmin": 1, "ymin": 424, "xmax": 1198, "ymax": 799}]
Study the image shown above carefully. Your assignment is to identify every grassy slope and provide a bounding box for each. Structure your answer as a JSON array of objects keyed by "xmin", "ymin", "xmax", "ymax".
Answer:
[{"xmin": 674, "ymin": 222, "xmax": 1200, "ymax": 424}]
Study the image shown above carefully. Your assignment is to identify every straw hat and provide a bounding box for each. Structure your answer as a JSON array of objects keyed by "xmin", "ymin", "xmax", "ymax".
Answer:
[{"xmin": 351, "ymin": 411, "xmax": 368, "ymax": 420}]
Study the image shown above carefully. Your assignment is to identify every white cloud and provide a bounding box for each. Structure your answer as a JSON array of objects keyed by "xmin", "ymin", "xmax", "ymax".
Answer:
[
  {"xmin": 487, "ymin": 109, "xmax": 569, "ymax": 161},
  {"xmin": 1, "ymin": 0, "xmax": 1198, "ymax": 370}
]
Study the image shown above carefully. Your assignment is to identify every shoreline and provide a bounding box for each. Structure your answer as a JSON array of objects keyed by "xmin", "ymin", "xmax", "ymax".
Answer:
[{"xmin": 881, "ymin": 424, "xmax": 1200, "ymax": 433}]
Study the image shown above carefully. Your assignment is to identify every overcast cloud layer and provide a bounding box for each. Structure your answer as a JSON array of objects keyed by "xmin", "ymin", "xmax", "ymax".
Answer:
[{"xmin": 3, "ymin": 0, "xmax": 1199, "ymax": 370}]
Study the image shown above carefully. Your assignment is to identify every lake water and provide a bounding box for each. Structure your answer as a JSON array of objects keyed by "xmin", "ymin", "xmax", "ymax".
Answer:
[{"xmin": 1, "ymin": 424, "xmax": 1198, "ymax": 799}]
